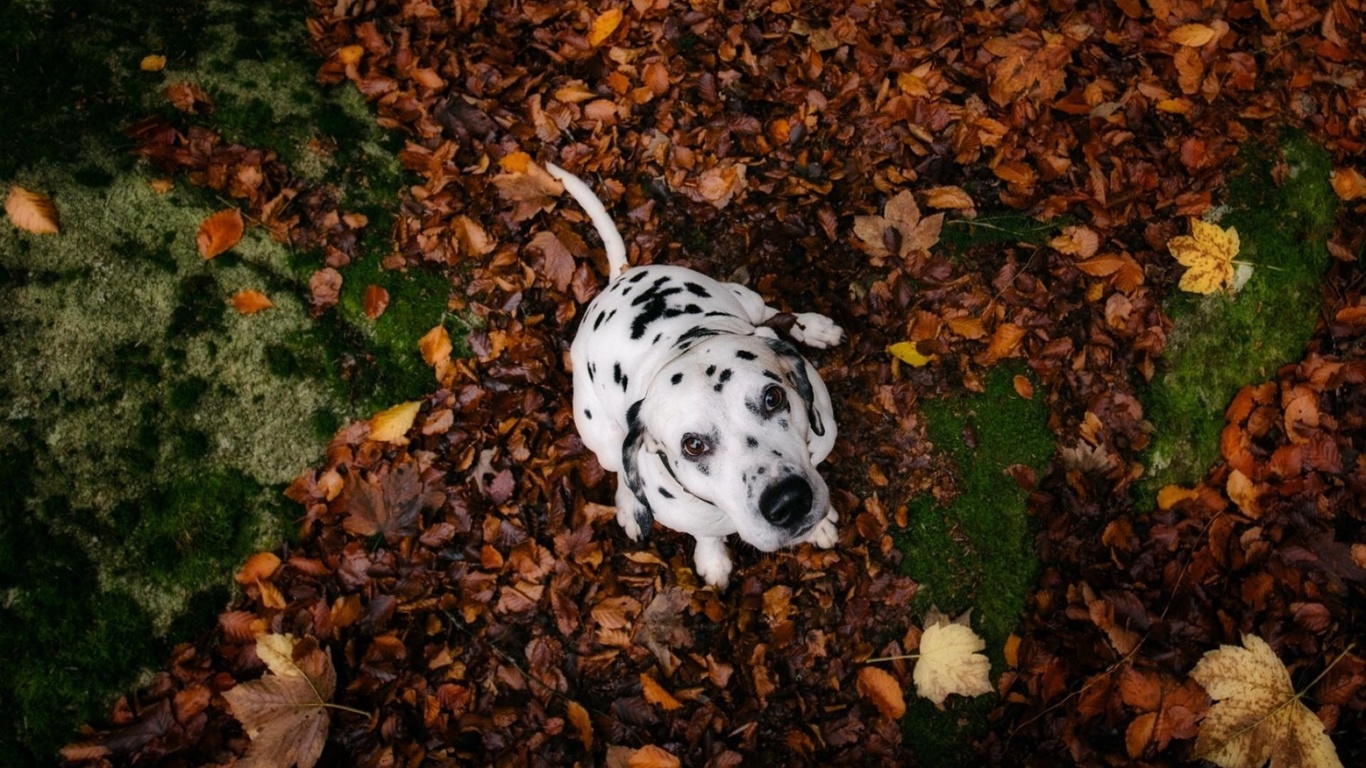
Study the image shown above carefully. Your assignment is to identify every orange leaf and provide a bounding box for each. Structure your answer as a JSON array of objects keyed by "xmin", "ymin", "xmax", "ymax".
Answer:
[
  {"xmin": 363, "ymin": 285, "xmax": 389, "ymax": 320},
  {"xmin": 627, "ymin": 745, "xmax": 681, "ymax": 768},
  {"xmin": 921, "ymin": 185, "xmax": 976, "ymax": 212},
  {"xmin": 1226, "ymin": 469, "xmax": 1260, "ymax": 518},
  {"xmin": 946, "ymin": 315, "xmax": 987, "ymax": 340},
  {"xmin": 5, "ymin": 186, "xmax": 60, "ymax": 234},
  {"xmin": 498, "ymin": 150, "xmax": 531, "ymax": 173},
  {"xmin": 978, "ymin": 322, "xmax": 1026, "ymax": 364},
  {"xmin": 1156, "ymin": 484, "xmax": 1200, "ymax": 510},
  {"xmin": 197, "ymin": 208, "xmax": 244, "ymax": 259},
  {"xmin": 857, "ymin": 666, "xmax": 907, "ymax": 719},
  {"xmin": 1075, "ymin": 254, "xmax": 1127, "ymax": 277},
  {"xmin": 236, "ymin": 552, "xmax": 281, "ymax": 585},
  {"xmin": 639, "ymin": 673, "xmax": 683, "ymax": 710},
  {"xmin": 1330, "ymin": 167, "xmax": 1366, "ymax": 201},
  {"xmin": 1012, "ymin": 375, "xmax": 1034, "ymax": 399},
  {"xmin": 419, "ymin": 324, "xmax": 453, "ymax": 367},
  {"xmin": 588, "ymin": 7, "xmax": 624, "ymax": 47},
  {"xmin": 566, "ymin": 700, "xmax": 593, "ymax": 751},
  {"xmin": 1050, "ymin": 225, "xmax": 1100, "ymax": 258},
  {"xmin": 140, "ymin": 54, "xmax": 166, "ymax": 71},
  {"xmin": 1168, "ymin": 23, "xmax": 1217, "ymax": 47},
  {"xmin": 336, "ymin": 45, "xmax": 364, "ymax": 65},
  {"xmin": 231, "ymin": 290, "xmax": 274, "ymax": 314}
]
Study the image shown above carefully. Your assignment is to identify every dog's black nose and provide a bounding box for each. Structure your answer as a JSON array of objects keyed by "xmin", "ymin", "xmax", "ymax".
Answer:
[{"xmin": 759, "ymin": 476, "xmax": 813, "ymax": 529}]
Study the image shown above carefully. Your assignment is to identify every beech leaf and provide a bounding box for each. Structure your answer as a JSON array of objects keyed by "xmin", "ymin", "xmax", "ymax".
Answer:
[
  {"xmin": 857, "ymin": 666, "xmax": 907, "ymax": 719},
  {"xmin": 369, "ymin": 400, "xmax": 421, "ymax": 443},
  {"xmin": 197, "ymin": 208, "xmax": 244, "ymax": 259},
  {"xmin": 231, "ymin": 290, "xmax": 274, "ymax": 314},
  {"xmin": 1190, "ymin": 633, "xmax": 1343, "ymax": 768},
  {"xmin": 5, "ymin": 186, "xmax": 61, "ymax": 234}
]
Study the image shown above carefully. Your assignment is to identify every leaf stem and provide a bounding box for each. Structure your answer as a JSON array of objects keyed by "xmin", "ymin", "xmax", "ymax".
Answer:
[{"xmin": 864, "ymin": 653, "xmax": 921, "ymax": 664}]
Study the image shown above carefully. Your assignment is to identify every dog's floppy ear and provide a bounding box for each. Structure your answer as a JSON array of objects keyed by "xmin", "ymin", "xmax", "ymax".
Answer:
[
  {"xmin": 765, "ymin": 338, "xmax": 826, "ymax": 437},
  {"xmin": 620, "ymin": 399, "xmax": 656, "ymax": 537}
]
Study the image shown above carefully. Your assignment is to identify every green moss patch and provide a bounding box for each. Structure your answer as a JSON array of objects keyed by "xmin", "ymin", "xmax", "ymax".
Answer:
[
  {"xmin": 896, "ymin": 363, "xmax": 1054, "ymax": 763},
  {"xmin": 1139, "ymin": 131, "xmax": 1336, "ymax": 499}
]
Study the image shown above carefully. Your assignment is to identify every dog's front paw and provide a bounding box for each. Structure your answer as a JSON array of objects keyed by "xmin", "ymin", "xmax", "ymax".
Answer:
[
  {"xmin": 790, "ymin": 312, "xmax": 845, "ymax": 349},
  {"xmin": 615, "ymin": 482, "xmax": 646, "ymax": 541},
  {"xmin": 804, "ymin": 509, "xmax": 840, "ymax": 549},
  {"xmin": 693, "ymin": 536, "xmax": 733, "ymax": 589}
]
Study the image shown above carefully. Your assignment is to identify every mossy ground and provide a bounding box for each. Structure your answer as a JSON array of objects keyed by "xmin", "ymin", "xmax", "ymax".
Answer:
[
  {"xmin": 1138, "ymin": 131, "xmax": 1337, "ymax": 501},
  {"xmin": 896, "ymin": 363, "xmax": 1054, "ymax": 764},
  {"xmin": 0, "ymin": 1, "xmax": 447, "ymax": 763}
]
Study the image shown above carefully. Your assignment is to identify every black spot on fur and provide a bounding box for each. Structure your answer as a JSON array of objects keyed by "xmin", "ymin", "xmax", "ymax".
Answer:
[
  {"xmin": 613, "ymin": 362, "xmax": 630, "ymax": 392},
  {"xmin": 705, "ymin": 310, "xmax": 734, "ymax": 318},
  {"xmin": 762, "ymin": 370, "xmax": 781, "ymax": 382},
  {"xmin": 671, "ymin": 372, "xmax": 683, "ymax": 385},
  {"xmin": 718, "ymin": 369, "xmax": 732, "ymax": 383},
  {"xmin": 685, "ymin": 282, "xmax": 711, "ymax": 297},
  {"xmin": 628, "ymin": 270, "xmax": 648, "ymax": 283},
  {"xmin": 706, "ymin": 365, "xmax": 717, "ymax": 376},
  {"xmin": 587, "ymin": 363, "xmax": 596, "ymax": 382},
  {"xmin": 653, "ymin": 333, "xmax": 662, "ymax": 344},
  {"xmin": 736, "ymin": 350, "xmax": 757, "ymax": 360},
  {"xmin": 658, "ymin": 486, "xmax": 675, "ymax": 499},
  {"xmin": 683, "ymin": 304, "xmax": 702, "ymax": 314},
  {"xmin": 593, "ymin": 312, "xmax": 606, "ymax": 330},
  {"xmin": 746, "ymin": 436, "xmax": 759, "ymax": 448},
  {"xmin": 585, "ymin": 409, "xmax": 592, "ymax": 419}
]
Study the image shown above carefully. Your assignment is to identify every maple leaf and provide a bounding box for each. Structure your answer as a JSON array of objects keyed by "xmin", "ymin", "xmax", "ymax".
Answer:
[
  {"xmin": 338, "ymin": 459, "xmax": 444, "ymax": 540},
  {"xmin": 913, "ymin": 609, "xmax": 993, "ymax": 709},
  {"xmin": 197, "ymin": 208, "xmax": 244, "ymax": 259},
  {"xmin": 1190, "ymin": 634, "xmax": 1344, "ymax": 768},
  {"xmin": 853, "ymin": 190, "xmax": 943, "ymax": 265},
  {"xmin": 1169, "ymin": 219, "xmax": 1240, "ymax": 294},
  {"xmin": 5, "ymin": 185, "xmax": 60, "ymax": 234},
  {"xmin": 223, "ymin": 634, "xmax": 346, "ymax": 768}
]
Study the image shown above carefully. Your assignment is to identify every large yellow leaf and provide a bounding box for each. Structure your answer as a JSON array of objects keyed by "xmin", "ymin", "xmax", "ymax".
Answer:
[
  {"xmin": 1190, "ymin": 633, "xmax": 1343, "ymax": 768},
  {"xmin": 369, "ymin": 401, "xmax": 421, "ymax": 443},
  {"xmin": 588, "ymin": 7, "xmax": 623, "ymax": 47},
  {"xmin": 912, "ymin": 611, "xmax": 993, "ymax": 709},
  {"xmin": 1169, "ymin": 219, "xmax": 1239, "ymax": 294}
]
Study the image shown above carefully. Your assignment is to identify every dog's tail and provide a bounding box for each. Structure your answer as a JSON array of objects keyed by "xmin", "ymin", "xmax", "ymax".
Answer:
[{"xmin": 545, "ymin": 162, "xmax": 629, "ymax": 279}]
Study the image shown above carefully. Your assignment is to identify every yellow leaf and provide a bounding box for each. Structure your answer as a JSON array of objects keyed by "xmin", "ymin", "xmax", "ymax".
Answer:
[
  {"xmin": 197, "ymin": 208, "xmax": 244, "ymax": 260},
  {"xmin": 149, "ymin": 178, "xmax": 175, "ymax": 194},
  {"xmin": 1169, "ymin": 219, "xmax": 1239, "ymax": 294},
  {"xmin": 1226, "ymin": 468, "xmax": 1260, "ymax": 518},
  {"xmin": 231, "ymin": 290, "xmax": 274, "ymax": 314},
  {"xmin": 1191, "ymin": 634, "xmax": 1344, "ymax": 768},
  {"xmin": 639, "ymin": 673, "xmax": 683, "ymax": 710},
  {"xmin": 857, "ymin": 666, "xmax": 906, "ymax": 719},
  {"xmin": 1169, "ymin": 23, "xmax": 1218, "ymax": 47},
  {"xmin": 140, "ymin": 54, "xmax": 166, "ymax": 72},
  {"xmin": 588, "ymin": 7, "xmax": 624, "ymax": 47},
  {"xmin": 921, "ymin": 185, "xmax": 976, "ymax": 213},
  {"xmin": 887, "ymin": 341, "xmax": 935, "ymax": 367},
  {"xmin": 913, "ymin": 613, "xmax": 993, "ymax": 709},
  {"xmin": 5, "ymin": 186, "xmax": 61, "ymax": 234},
  {"xmin": 369, "ymin": 401, "xmax": 421, "ymax": 443},
  {"xmin": 1156, "ymin": 484, "xmax": 1200, "ymax": 510},
  {"xmin": 419, "ymin": 324, "xmax": 453, "ymax": 367}
]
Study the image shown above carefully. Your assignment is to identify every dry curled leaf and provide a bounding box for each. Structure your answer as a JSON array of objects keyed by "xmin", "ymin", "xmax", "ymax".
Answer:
[
  {"xmin": 857, "ymin": 666, "xmax": 907, "ymax": 719},
  {"xmin": 913, "ymin": 610, "xmax": 993, "ymax": 709},
  {"xmin": 231, "ymin": 290, "xmax": 274, "ymax": 314},
  {"xmin": 222, "ymin": 634, "xmax": 338, "ymax": 768},
  {"xmin": 1169, "ymin": 219, "xmax": 1240, "ymax": 294},
  {"xmin": 197, "ymin": 208, "xmax": 244, "ymax": 259},
  {"xmin": 1190, "ymin": 633, "xmax": 1343, "ymax": 768},
  {"xmin": 6, "ymin": 186, "xmax": 60, "ymax": 234}
]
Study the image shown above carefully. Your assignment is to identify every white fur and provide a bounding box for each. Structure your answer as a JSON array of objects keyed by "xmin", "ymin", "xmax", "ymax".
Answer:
[{"xmin": 548, "ymin": 162, "xmax": 842, "ymax": 589}]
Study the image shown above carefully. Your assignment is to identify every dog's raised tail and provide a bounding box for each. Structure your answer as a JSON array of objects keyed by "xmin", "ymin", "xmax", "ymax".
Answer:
[{"xmin": 545, "ymin": 162, "xmax": 628, "ymax": 279}]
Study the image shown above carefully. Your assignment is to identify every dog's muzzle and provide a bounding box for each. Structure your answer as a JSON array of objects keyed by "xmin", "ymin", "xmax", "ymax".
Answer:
[{"xmin": 759, "ymin": 476, "xmax": 814, "ymax": 530}]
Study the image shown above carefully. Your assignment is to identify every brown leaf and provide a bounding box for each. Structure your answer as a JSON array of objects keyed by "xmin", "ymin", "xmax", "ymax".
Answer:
[
  {"xmin": 231, "ymin": 290, "xmax": 274, "ymax": 314},
  {"xmin": 235, "ymin": 552, "xmax": 281, "ymax": 585},
  {"xmin": 362, "ymin": 285, "xmax": 389, "ymax": 320},
  {"xmin": 566, "ymin": 700, "xmax": 593, "ymax": 751},
  {"xmin": 857, "ymin": 666, "xmax": 906, "ymax": 719},
  {"xmin": 5, "ymin": 186, "xmax": 60, "ymax": 234},
  {"xmin": 338, "ymin": 458, "xmax": 443, "ymax": 540},
  {"xmin": 308, "ymin": 267, "xmax": 343, "ymax": 311},
  {"xmin": 198, "ymin": 209, "xmax": 244, "ymax": 259},
  {"xmin": 222, "ymin": 634, "xmax": 337, "ymax": 768},
  {"xmin": 528, "ymin": 230, "xmax": 575, "ymax": 292}
]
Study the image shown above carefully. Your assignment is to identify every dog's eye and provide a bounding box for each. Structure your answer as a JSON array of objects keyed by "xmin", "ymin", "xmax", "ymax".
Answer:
[
  {"xmin": 761, "ymin": 384, "xmax": 787, "ymax": 414},
  {"xmin": 681, "ymin": 434, "xmax": 709, "ymax": 458}
]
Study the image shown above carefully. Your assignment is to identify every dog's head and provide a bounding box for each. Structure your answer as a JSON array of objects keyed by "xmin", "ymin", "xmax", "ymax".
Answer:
[{"xmin": 621, "ymin": 334, "xmax": 834, "ymax": 551}]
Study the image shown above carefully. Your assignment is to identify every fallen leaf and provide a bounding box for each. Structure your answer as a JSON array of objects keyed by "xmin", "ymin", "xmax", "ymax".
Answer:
[
  {"xmin": 231, "ymin": 290, "xmax": 274, "ymax": 314},
  {"xmin": 854, "ymin": 189, "xmax": 944, "ymax": 262},
  {"xmin": 1169, "ymin": 219, "xmax": 1240, "ymax": 294},
  {"xmin": 640, "ymin": 673, "xmax": 684, "ymax": 710},
  {"xmin": 588, "ymin": 7, "xmax": 624, "ymax": 47},
  {"xmin": 222, "ymin": 635, "xmax": 338, "ymax": 768},
  {"xmin": 5, "ymin": 186, "xmax": 60, "ymax": 234},
  {"xmin": 363, "ymin": 285, "xmax": 389, "ymax": 320},
  {"xmin": 566, "ymin": 700, "xmax": 593, "ymax": 751},
  {"xmin": 887, "ymin": 341, "xmax": 935, "ymax": 367},
  {"xmin": 1169, "ymin": 23, "xmax": 1218, "ymax": 47},
  {"xmin": 857, "ymin": 666, "xmax": 907, "ymax": 719},
  {"xmin": 627, "ymin": 744, "xmax": 681, "ymax": 768},
  {"xmin": 419, "ymin": 325, "xmax": 453, "ymax": 367},
  {"xmin": 309, "ymin": 267, "xmax": 343, "ymax": 311},
  {"xmin": 1330, "ymin": 168, "xmax": 1366, "ymax": 201},
  {"xmin": 913, "ymin": 611, "xmax": 993, "ymax": 709},
  {"xmin": 235, "ymin": 552, "xmax": 281, "ymax": 585},
  {"xmin": 140, "ymin": 54, "xmax": 166, "ymax": 71},
  {"xmin": 198, "ymin": 208, "xmax": 244, "ymax": 259},
  {"xmin": 370, "ymin": 401, "xmax": 421, "ymax": 443},
  {"xmin": 1191, "ymin": 633, "xmax": 1343, "ymax": 768}
]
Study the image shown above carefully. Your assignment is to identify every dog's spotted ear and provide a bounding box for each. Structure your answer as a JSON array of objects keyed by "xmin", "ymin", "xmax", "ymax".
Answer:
[
  {"xmin": 620, "ymin": 399, "xmax": 656, "ymax": 537},
  {"xmin": 765, "ymin": 338, "xmax": 825, "ymax": 437}
]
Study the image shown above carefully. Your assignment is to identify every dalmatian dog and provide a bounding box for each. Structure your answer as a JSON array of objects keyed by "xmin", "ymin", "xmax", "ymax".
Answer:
[{"xmin": 546, "ymin": 163, "xmax": 843, "ymax": 589}]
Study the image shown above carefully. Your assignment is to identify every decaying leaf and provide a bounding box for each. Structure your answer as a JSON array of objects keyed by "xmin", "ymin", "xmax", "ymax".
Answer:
[
  {"xmin": 566, "ymin": 700, "xmax": 592, "ymax": 751},
  {"xmin": 1169, "ymin": 219, "xmax": 1240, "ymax": 294},
  {"xmin": 5, "ymin": 186, "xmax": 61, "ymax": 234},
  {"xmin": 913, "ymin": 609, "xmax": 993, "ymax": 709},
  {"xmin": 857, "ymin": 666, "xmax": 906, "ymax": 719},
  {"xmin": 197, "ymin": 208, "xmax": 244, "ymax": 259},
  {"xmin": 231, "ymin": 290, "xmax": 274, "ymax": 314},
  {"xmin": 222, "ymin": 634, "xmax": 338, "ymax": 768},
  {"xmin": 369, "ymin": 401, "xmax": 421, "ymax": 443},
  {"xmin": 853, "ymin": 189, "xmax": 944, "ymax": 263},
  {"xmin": 1190, "ymin": 633, "xmax": 1343, "ymax": 768}
]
